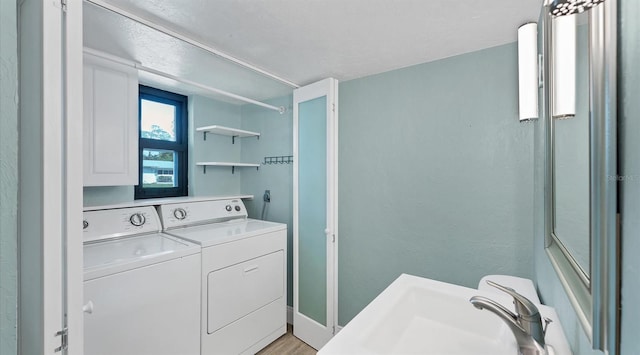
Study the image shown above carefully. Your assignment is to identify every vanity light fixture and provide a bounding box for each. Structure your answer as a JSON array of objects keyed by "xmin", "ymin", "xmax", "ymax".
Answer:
[
  {"xmin": 551, "ymin": 14, "xmax": 576, "ymax": 119},
  {"xmin": 518, "ymin": 23, "xmax": 539, "ymax": 121},
  {"xmin": 550, "ymin": 0, "xmax": 606, "ymax": 17}
]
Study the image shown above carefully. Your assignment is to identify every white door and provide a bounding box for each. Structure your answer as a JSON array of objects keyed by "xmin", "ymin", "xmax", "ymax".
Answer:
[
  {"xmin": 18, "ymin": 0, "xmax": 83, "ymax": 354},
  {"xmin": 293, "ymin": 78, "xmax": 339, "ymax": 350}
]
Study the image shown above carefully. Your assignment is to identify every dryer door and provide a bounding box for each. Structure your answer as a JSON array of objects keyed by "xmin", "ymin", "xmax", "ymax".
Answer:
[{"xmin": 207, "ymin": 250, "xmax": 284, "ymax": 333}]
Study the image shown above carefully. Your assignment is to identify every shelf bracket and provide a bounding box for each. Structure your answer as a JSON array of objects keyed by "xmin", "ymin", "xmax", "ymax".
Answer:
[
  {"xmin": 202, "ymin": 165, "xmax": 207, "ymax": 174},
  {"xmin": 203, "ymin": 132, "xmax": 207, "ymax": 141},
  {"xmin": 232, "ymin": 166, "xmax": 235, "ymax": 174},
  {"xmin": 232, "ymin": 135, "xmax": 238, "ymax": 144}
]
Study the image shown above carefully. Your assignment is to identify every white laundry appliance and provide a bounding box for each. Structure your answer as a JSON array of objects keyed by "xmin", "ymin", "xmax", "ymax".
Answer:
[
  {"xmin": 157, "ymin": 198, "xmax": 287, "ymax": 355},
  {"xmin": 83, "ymin": 206, "xmax": 201, "ymax": 355}
]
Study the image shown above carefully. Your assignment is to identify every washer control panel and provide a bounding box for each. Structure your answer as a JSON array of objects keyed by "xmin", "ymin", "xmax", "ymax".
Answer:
[
  {"xmin": 158, "ymin": 199, "xmax": 248, "ymax": 229},
  {"xmin": 83, "ymin": 206, "xmax": 161, "ymax": 243}
]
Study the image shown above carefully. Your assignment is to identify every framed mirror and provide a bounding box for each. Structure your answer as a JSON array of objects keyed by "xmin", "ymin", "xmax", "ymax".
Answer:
[{"xmin": 542, "ymin": 0, "xmax": 618, "ymax": 353}]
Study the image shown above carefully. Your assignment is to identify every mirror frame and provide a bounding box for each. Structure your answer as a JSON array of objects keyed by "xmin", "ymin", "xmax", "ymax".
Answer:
[{"xmin": 542, "ymin": 0, "xmax": 618, "ymax": 353}]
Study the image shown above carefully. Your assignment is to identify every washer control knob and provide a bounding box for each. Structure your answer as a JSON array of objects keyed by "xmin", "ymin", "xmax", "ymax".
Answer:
[
  {"xmin": 83, "ymin": 220, "xmax": 89, "ymax": 230},
  {"xmin": 173, "ymin": 208, "xmax": 187, "ymax": 220},
  {"xmin": 129, "ymin": 213, "xmax": 146, "ymax": 227},
  {"xmin": 225, "ymin": 205, "xmax": 232, "ymax": 212},
  {"xmin": 234, "ymin": 205, "xmax": 241, "ymax": 212}
]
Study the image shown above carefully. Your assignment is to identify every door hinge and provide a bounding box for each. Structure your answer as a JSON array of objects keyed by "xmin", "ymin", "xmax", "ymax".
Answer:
[
  {"xmin": 55, "ymin": 0, "xmax": 67, "ymax": 12},
  {"xmin": 332, "ymin": 234, "xmax": 335, "ymax": 243},
  {"xmin": 54, "ymin": 327, "xmax": 68, "ymax": 353},
  {"xmin": 332, "ymin": 325, "xmax": 336, "ymax": 334},
  {"xmin": 332, "ymin": 103, "xmax": 335, "ymax": 113}
]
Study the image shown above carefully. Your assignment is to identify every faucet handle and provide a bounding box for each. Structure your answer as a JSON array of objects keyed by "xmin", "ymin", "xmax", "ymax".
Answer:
[{"xmin": 486, "ymin": 280, "xmax": 540, "ymax": 319}]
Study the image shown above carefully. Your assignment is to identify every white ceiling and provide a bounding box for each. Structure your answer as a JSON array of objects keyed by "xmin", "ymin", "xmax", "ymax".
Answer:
[{"xmin": 85, "ymin": 0, "xmax": 542, "ymax": 101}]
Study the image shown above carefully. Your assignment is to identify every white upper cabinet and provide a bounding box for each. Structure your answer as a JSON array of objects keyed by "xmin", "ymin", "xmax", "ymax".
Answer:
[{"xmin": 83, "ymin": 52, "xmax": 139, "ymax": 186}]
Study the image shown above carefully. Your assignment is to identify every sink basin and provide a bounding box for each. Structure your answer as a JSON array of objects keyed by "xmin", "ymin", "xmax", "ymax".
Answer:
[{"xmin": 319, "ymin": 274, "xmax": 571, "ymax": 355}]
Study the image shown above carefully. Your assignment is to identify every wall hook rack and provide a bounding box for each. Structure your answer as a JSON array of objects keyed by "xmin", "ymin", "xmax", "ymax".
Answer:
[{"xmin": 262, "ymin": 156, "xmax": 293, "ymax": 165}]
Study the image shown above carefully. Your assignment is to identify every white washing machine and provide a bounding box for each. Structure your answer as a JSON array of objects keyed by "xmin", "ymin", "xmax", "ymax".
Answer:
[
  {"xmin": 83, "ymin": 206, "xmax": 201, "ymax": 355},
  {"xmin": 157, "ymin": 198, "xmax": 287, "ymax": 355}
]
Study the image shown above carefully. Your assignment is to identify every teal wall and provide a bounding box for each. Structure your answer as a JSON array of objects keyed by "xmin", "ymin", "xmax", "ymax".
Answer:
[
  {"xmin": 18, "ymin": 0, "xmax": 45, "ymax": 353},
  {"xmin": 189, "ymin": 96, "xmax": 244, "ymax": 196},
  {"xmin": 84, "ymin": 185, "xmax": 133, "ymax": 206},
  {"xmin": 0, "ymin": 0, "xmax": 19, "ymax": 353},
  {"xmin": 240, "ymin": 96, "xmax": 294, "ymax": 307},
  {"xmin": 618, "ymin": 0, "xmax": 640, "ymax": 352},
  {"xmin": 338, "ymin": 42, "xmax": 534, "ymax": 325}
]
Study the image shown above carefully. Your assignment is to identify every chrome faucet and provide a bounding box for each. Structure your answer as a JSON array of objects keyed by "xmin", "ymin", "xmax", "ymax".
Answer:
[{"xmin": 470, "ymin": 281, "xmax": 551, "ymax": 355}]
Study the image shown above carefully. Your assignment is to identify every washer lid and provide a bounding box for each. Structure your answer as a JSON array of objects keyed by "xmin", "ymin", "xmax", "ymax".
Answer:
[
  {"xmin": 83, "ymin": 233, "xmax": 200, "ymax": 281},
  {"xmin": 167, "ymin": 219, "xmax": 286, "ymax": 247}
]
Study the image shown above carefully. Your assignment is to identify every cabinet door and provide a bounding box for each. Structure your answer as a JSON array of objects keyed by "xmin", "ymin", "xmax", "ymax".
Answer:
[{"xmin": 83, "ymin": 53, "xmax": 138, "ymax": 186}]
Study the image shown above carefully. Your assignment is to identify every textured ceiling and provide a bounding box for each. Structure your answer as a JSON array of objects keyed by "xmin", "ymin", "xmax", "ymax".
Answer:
[{"xmin": 84, "ymin": 0, "xmax": 542, "ymax": 101}]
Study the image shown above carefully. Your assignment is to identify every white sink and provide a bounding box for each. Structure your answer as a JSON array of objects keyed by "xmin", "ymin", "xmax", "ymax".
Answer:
[{"xmin": 319, "ymin": 274, "xmax": 571, "ymax": 355}]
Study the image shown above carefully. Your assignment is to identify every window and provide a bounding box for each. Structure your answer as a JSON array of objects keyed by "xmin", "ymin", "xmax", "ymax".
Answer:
[{"xmin": 135, "ymin": 85, "xmax": 188, "ymax": 199}]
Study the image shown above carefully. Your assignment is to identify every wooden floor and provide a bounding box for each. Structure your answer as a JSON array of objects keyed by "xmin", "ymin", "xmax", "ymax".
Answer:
[{"xmin": 257, "ymin": 324, "xmax": 317, "ymax": 355}]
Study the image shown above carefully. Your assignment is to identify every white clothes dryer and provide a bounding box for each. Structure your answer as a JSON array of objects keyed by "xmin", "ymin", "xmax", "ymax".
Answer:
[{"xmin": 157, "ymin": 198, "xmax": 287, "ymax": 355}]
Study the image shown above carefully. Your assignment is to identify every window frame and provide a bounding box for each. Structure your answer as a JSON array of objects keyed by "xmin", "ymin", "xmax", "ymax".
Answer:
[{"xmin": 135, "ymin": 85, "xmax": 188, "ymax": 199}]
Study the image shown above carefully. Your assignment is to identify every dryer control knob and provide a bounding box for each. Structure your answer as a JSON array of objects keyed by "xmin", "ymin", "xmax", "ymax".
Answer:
[
  {"xmin": 225, "ymin": 205, "xmax": 232, "ymax": 212},
  {"xmin": 234, "ymin": 205, "xmax": 241, "ymax": 212},
  {"xmin": 173, "ymin": 208, "xmax": 187, "ymax": 220},
  {"xmin": 83, "ymin": 220, "xmax": 89, "ymax": 230},
  {"xmin": 129, "ymin": 213, "xmax": 146, "ymax": 227}
]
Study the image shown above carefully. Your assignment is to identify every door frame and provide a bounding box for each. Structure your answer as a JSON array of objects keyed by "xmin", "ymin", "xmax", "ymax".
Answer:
[
  {"xmin": 292, "ymin": 78, "xmax": 339, "ymax": 350},
  {"xmin": 18, "ymin": 0, "xmax": 83, "ymax": 353},
  {"xmin": 64, "ymin": 0, "xmax": 85, "ymax": 353}
]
